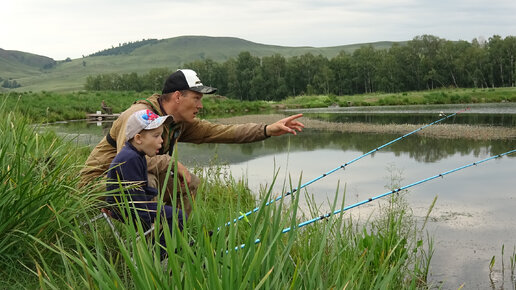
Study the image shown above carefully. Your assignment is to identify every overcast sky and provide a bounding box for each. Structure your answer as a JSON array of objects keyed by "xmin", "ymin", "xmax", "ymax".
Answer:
[{"xmin": 3, "ymin": 0, "xmax": 515, "ymax": 60}]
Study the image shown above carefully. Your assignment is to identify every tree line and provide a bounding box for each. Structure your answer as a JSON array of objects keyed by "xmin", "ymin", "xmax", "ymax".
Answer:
[
  {"xmin": 84, "ymin": 34, "xmax": 516, "ymax": 100},
  {"xmin": 89, "ymin": 39, "xmax": 160, "ymax": 57}
]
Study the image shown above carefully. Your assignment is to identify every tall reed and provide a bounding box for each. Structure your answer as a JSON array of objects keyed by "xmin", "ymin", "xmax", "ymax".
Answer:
[
  {"xmin": 0, "ymin": 99, "xmax": 96, "ymax": 286},
  {"xmin": 27, "ymin": 170, "xmax": 432, "ymax": 289}
]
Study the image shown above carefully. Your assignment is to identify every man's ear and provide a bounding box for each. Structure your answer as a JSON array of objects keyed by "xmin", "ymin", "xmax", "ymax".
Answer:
[{"xmin": 173, "ymin": 91, "xmax": 182, "ymax": 103}]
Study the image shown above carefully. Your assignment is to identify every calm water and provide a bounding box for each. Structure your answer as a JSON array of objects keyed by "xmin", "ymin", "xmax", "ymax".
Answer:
[
  {"xmin": 46, "ymin": 103, "xmax": 516, "ymax": 289},
  {"xmin": 290, "ymin": 102, "xmax": 516, "ymax": 127}
]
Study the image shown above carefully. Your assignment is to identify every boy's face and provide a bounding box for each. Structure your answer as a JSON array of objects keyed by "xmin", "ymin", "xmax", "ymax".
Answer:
[{"xmin": 133, "ymin": 126, "xmax": 164, "ymax": 157}]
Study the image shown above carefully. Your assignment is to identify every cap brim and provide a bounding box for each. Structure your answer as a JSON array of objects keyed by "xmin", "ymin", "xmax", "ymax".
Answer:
[
  {"xmin": 189, "ymin": 85, "xmax": 217, "ymax": 94},
  {"xmin": 145, "ymin": 115, "xmax": 173, "ymax": 130}
]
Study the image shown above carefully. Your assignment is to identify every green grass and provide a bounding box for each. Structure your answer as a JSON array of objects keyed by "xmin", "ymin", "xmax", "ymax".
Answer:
[
  {"xmin": 26, "ymin": 175, "xmax": 433, "ymax": 289},
  {"xmin": 0, "ymin": 91, "xmax": 272, "ymax": 123},
  {"xmin": 200, "ymin": 96, "xmax": 272, "ymax": 116},
  {"xmin": 0, "ymin": 100, "xmax": 435, "ymax": 288},
  {"xmin": 4, "ymin": 87, "xmax": 515, "ymax": 124},
  {"xmin": 0, "ymin": 100, "xmax": 96, "ymax": 286},
  {"xmin": 1, "ymin": 90, "xmax": 152, "ymax": 123},
  {"xmin": 281, "ymin": 87, "xmax": 516, "ymax": 108}
]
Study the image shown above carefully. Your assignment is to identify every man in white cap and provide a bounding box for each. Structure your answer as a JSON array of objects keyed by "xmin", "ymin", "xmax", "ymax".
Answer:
[{"xmin": 81, "ymin": 69, "xmax": 304, "ymax": 215}]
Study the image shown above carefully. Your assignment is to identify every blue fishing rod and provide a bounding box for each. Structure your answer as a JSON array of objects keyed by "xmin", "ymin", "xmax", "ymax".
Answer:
[
  {"xmin": 232, "ymin": 148, "xmax": 516, "ymax": 251},
  {"xmin": 222, "ymin": 108, "xmax": 470, "ymax": 228}
]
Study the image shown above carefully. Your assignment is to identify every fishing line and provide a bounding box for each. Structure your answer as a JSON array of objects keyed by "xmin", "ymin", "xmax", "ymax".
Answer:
[
  {"xmin": 221, "ymin": 108, "xmax": 470, "ymax": 228},
  {"xmin": 232, "ymin": 148, "xmax": 516, "ymax": 251}
]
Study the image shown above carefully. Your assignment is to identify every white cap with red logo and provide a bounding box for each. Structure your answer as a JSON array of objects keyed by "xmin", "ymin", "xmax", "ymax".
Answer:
[{"xmin": 125, "ymin": 109, "xmax": 173, "ymax": 140}]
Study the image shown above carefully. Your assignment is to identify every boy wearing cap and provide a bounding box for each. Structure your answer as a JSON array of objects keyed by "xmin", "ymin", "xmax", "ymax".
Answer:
[
  {"xmin": 81, "ymin": 69, "xmax": 304, "ymax": 215},
  {"xmin": 106, "ymin": 109, "xmax": 184, "ymax": 256}
]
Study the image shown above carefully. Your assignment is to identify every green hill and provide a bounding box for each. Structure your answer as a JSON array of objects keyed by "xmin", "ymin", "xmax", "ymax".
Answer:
[
  {"xmin": 1, "ymin": 35, "xmax": 400, "ymax": 92},
  {"xmin": 0, "ymin": 48, "xmax": 56, "ymax": 78}
]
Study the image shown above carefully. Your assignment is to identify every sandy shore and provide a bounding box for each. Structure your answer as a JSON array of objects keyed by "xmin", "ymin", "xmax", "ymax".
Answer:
[{"xmin": 211, "ymin": 114, "xmax": 516, "ymax": 140}]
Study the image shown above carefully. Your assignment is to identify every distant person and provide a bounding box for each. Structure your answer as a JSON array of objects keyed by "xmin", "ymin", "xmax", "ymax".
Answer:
[
  {"xmin": 101, "ymin": 100, "xmax": 113, "ymax": 114},
  {"xmin": 80, "ymin": 69, "xmax": 304, "ymax": 215},
  {"xmin": 106, "ymin": 109, "xmax": 182, "ymax": 259}
]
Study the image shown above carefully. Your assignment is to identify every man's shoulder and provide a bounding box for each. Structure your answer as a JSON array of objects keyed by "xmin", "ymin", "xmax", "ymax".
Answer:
[
  {"xmin": 112, "ymin": 95, "xmax": 158, "ymax": 130},
  {"xmin": 122, "ymin": 98, "xmax": 156, "ymax": 117},
  {"xmin": 131, "ymin": 94, "xmax": 160, "ymax": 112}
]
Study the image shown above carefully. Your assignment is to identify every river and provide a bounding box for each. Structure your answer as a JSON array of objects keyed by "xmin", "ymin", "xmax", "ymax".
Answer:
[{"xmin": 45, "ymin": 103, "xmax": 516, "ymax": 289}]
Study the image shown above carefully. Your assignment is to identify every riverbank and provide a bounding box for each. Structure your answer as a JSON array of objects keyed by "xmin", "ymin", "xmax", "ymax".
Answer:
[
  {"xmin": 3, "ymin": 87, "xmax": 516, "ymax": 123},
  {"xmin": 212, "ymin": 114, "xmax": 516, "ymax": 140}
]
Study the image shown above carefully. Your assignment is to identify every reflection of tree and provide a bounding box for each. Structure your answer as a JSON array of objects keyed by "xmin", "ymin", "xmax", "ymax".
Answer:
[
  {"xmin": 241, "ymin": 144, "xmax": 255, "ymax": 155},
  {"xmin": 254, "ymin": 130, "xmax": 515, "ymax": 163},
  {"xmin": 50, "ymin": 120, "xmax": 514, "ymax": 165},
  {"xmin": 45, "ymin": 121, "xmax": 109, "ymax": 137}
]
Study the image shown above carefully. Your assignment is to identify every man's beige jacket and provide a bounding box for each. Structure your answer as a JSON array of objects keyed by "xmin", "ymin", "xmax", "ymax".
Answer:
[{"xmin": 80, "ymin": 94, "xmax": 267, "ymax": 186}]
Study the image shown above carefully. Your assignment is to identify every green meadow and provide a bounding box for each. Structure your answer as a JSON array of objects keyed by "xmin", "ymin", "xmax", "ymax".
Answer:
[
  {"xmin": 2, "ymin": 87, "xmax": 515, "ymax": 123},
  {"xmin": 281, "ymin": 87, "xmax": 516, "ymax": 108},
  {"xmin": 0, "ymin": 96, "xmax": 436, "ymax": 288}
]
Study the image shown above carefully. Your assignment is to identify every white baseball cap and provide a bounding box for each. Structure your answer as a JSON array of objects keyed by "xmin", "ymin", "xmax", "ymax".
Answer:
[{"xmin": 125, "ymin": 109, "xmax": 173, "ymax": 140}]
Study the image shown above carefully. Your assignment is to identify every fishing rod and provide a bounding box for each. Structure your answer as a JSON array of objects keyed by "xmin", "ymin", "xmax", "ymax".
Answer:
[
  {"xmin": 222, "ymin": 107, "xmax": 470, "ymax": 228},
  {"xmin": 232, "ymin": 148, "xmax": 516, "ymax": 251}
]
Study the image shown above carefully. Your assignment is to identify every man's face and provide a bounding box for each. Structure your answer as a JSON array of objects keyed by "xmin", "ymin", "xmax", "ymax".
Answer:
[
  {"xmin": 137, "ymin": 126, "xmax": 164, "ymax": 157},
  {"xmin": 176, "ymin": 90, "xmax": 203, "ymax": 122}
]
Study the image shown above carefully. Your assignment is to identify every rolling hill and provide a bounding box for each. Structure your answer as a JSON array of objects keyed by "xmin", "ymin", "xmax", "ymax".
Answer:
[
  {"xmin": 0, "ymin": 49, "xmax": 56, "ymax": 78},
  {"xmin": 0, "ymin": 35, "xmax": 401, "ymax": 92}
]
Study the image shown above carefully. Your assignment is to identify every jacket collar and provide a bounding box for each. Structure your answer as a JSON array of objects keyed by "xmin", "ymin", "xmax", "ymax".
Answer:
[{"xmin": 125, "ymin": 141, "xmax": 145, "ymax": 157}]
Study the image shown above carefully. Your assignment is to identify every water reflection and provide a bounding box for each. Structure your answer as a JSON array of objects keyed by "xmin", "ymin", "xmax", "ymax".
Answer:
[
  {"xmin": 43, "ymin": 117, "xmax": 515, "ymax": 166},
  {"xmin": 177, "ymin": 130, "xmax": 515, "ymax": 166},
  {"xmin": 41, "ymin": 120, "xmax": 112, "ymax": 146}
]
